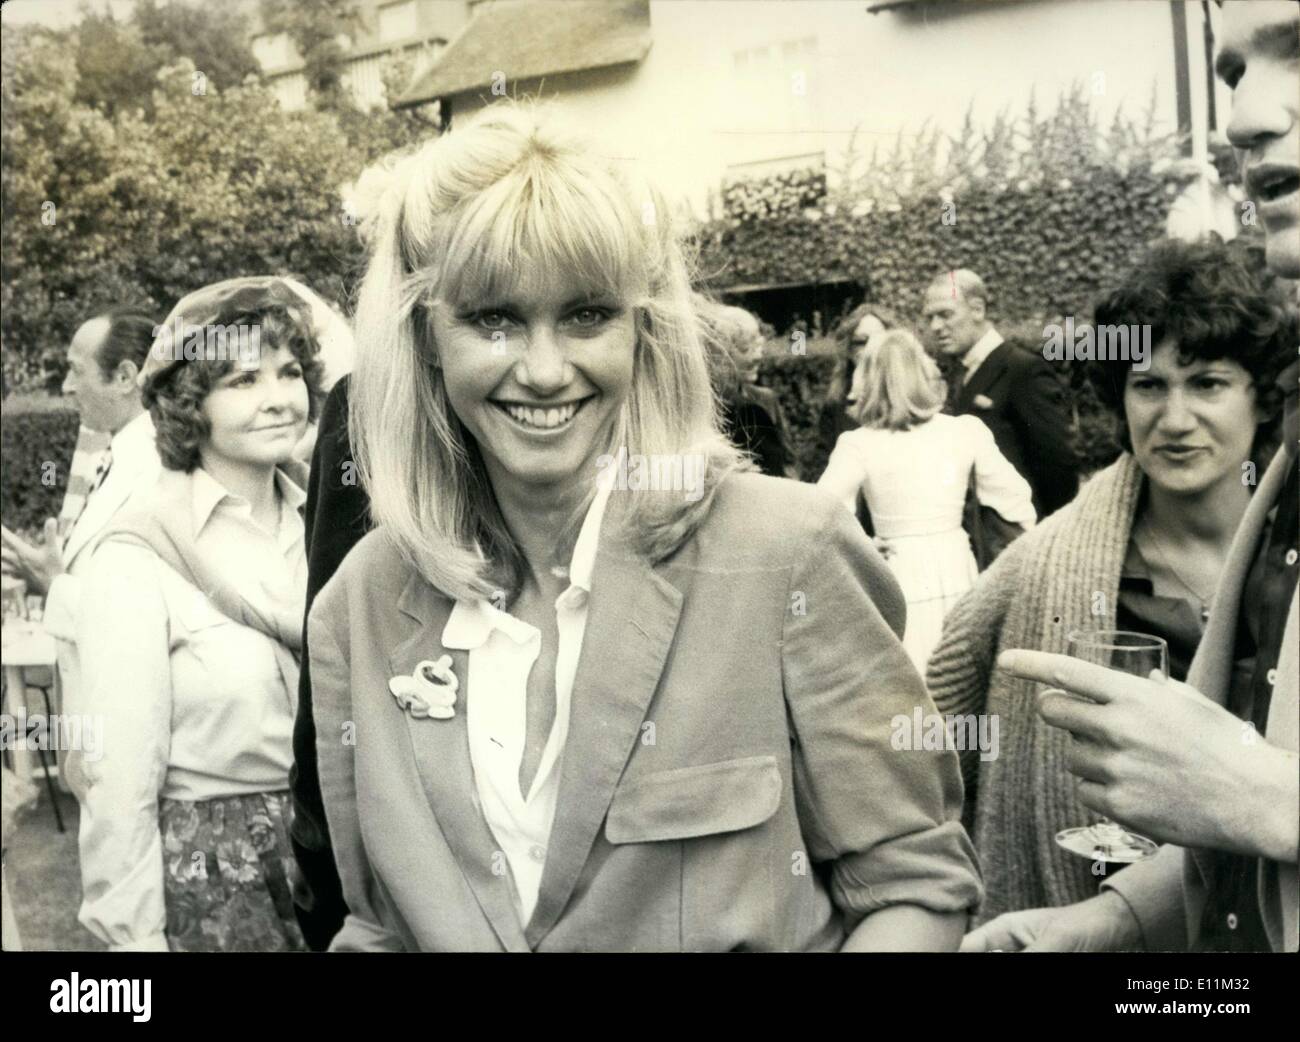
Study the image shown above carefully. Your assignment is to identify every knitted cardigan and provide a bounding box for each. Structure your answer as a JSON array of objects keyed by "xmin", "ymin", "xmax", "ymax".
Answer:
[{"xmin": 927, "ymin": 453, "xmax": 1144, "ymax": 925}]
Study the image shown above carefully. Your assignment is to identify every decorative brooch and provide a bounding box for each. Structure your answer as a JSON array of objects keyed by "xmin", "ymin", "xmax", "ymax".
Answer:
[{"xmin": 388, "ymin": 656, "xmax": 459, "ymax": 719}]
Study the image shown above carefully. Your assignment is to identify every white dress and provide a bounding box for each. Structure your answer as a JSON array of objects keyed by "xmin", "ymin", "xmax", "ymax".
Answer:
[{"xmin": 817, "ymin": 413, "xmax": 1037, "ymax": 671}]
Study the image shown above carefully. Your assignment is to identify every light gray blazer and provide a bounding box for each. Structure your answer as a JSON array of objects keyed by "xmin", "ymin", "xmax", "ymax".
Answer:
[
  {"xmin": 1106, "ymin": 444, "xmax": 1299, "ymax": 952},
  {"xmin": 307, "ymin": 472, "xmax": 983, "ymax": 951}
]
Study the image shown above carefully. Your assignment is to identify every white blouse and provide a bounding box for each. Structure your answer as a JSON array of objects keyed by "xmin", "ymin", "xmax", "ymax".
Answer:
[
  {"xmin": 442, "ymin": 481, "xmax": 611, "ymax": 926},
  {"xmin": 817, "ymin": 413, "xmax": 1037, "ymax": 537},
  {"xmin": 74, "ymin": 467, "xmax": 306, "ymax": 951}
]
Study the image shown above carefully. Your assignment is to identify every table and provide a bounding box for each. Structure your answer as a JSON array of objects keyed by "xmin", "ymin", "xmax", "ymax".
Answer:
[{"xmin": 1, "ymin": 619, "xmax": 58, "ymax": 784}]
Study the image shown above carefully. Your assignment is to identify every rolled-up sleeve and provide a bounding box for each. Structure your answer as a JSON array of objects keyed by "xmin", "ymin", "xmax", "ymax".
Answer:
[
  {"xmin": 308, "ymin": 587, "xmax": 407, "ymax": 952},
  {"xmin": 74, "ymin": 542, "xmax": 171, "ymax": 952},
  {"xmin": 1100, "ymin": 842, "xmax": 1188, "ymax": 951},
  {"xmin": 781, "ymin": 495, "xmax": 983, "ymax": 922}
]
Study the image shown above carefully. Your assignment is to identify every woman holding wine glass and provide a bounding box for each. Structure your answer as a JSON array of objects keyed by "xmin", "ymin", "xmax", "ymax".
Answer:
[{"xmin": 927, "ymin": 236, "xmax": 1294, "ymax": 928}]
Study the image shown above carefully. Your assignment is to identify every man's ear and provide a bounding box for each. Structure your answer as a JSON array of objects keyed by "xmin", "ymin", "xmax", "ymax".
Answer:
[
  {"xmin": 113, "ymin": 359, "xmax": 141, "ymax": 394},
  {"xmin": 969, "ymin": 297, "xmax": 987, "ymax": 322}
]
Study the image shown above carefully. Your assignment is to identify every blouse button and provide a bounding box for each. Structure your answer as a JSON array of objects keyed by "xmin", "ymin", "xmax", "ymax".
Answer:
[
  {"xmin": 1226, "ymin": 912, "xmax": 1239, "ymax": 931},
  {"xmin": 528, "ymin": 844, "xmax": 546, "ymax": 863},
  {"xmin": 1267, "ymin": 668, "xmax": 1278, "ymax": 687},
  {"xmin": 1287, "ymin": 549, "xmax": 1298, "ymax": 567}
]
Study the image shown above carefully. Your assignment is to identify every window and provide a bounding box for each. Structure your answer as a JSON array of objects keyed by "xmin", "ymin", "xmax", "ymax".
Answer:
[
  {"xmin": 379, "ymin": 0, "xmax": 419, "ymax": 42},
  {"xmin": 729, "ymin": 36, "xmax": 820, "ymax": 133}
]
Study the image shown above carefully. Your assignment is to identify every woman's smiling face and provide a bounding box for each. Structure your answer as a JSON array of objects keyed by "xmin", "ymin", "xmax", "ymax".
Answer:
[
  {"xmin": 199, "ymin": 343, "xmax": 310, "ymax": 470},
  {"xmin": 430, "ymin": 266, "xmax": 637, "ymax": 498}
]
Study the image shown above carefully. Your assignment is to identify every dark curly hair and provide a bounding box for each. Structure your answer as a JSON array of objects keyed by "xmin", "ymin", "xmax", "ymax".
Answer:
[
  {"xmin": 833, "ymin": 301, "xmax": 909, "ymax": 400},
  {"xmin": 1087, "ymin": 236, "xmax": 1295, "ymax": 453},
  {"xmin": 142, "ymin": 304, "xmax": 327, "ymax": 471},
  {"xmin": 835, "ymin": 301, "xmax": 905, "ymax": 350}
]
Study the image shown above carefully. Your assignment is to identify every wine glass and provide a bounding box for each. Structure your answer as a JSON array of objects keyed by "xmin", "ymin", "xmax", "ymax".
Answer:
[{"xmin": 1054, "ymin": 629, "xmax": 1167, "ymax": 864}]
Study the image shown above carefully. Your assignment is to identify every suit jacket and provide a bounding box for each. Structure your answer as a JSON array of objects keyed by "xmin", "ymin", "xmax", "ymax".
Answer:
[
  {"xmin": 1105, "ymin": 443, "xmax": 1299, "ymax": 952},
  {"xmin": 43, "ymin": 411, "xmax": 161, "ymax": 726},
  {"xmin": 956, "ymin": 339, "xmax": 1078, "ymax": 516},
  {"xmin": 290, "ymin": 375, "xmax": 371, "ymax": 950},
  {"xmin": 307, "ymin": 474, "xmax": 983, "ymax": 951}
]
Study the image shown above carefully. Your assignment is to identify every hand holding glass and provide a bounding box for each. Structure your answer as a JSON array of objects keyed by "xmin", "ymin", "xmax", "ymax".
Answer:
[{"xmin": 1053, "ymin": 629, "xmax": 1167, "ymax": 863}]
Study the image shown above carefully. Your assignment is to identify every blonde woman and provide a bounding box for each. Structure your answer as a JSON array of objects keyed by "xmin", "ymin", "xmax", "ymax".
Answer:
[
  {"xmin": 306, "ymin": 103, "xmax": 981, "ymax": 951},
  {"xmin": 817, "ymin": 329, "xmax": 1036, "ymax": 670}
]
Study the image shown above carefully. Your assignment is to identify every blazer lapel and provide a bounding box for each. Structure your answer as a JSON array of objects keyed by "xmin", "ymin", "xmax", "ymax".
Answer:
[
  {"xmin": 64, "ymin": 426, "xmax": 160, "ymax": 567},
  {"xmin": 388, "ymin": 573, "xmax": 530, "ymax": 952},
  {"xmin": 956, "ymin": 342, "xmax": 1009, "ymax": 413},
  {"xmin": 63, "ymin": 463, "xmax": 137, "ymax": 567},
  {"xmin": 1185, "ymin": 446, "xmax": 1292, "ymax": 890},
  {"xmin": 1188, "ymin": 445, "xmax": 1291, "ymax": 704},
  {"xmin": 524, "ymin": 541, "xmax": 684, "ymax": 948}
]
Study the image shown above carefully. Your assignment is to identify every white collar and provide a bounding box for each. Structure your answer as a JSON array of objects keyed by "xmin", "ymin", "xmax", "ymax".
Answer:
[
  {"xmin": 189, "ymin": 465, "xmax": 308, "ymax": 538},
  {"xmin": 108, "ymin": 409, "xmax": 156, "ymax": 459},
  {"xmin": 441, "ymin": 479, "xmax": 613, "ymax": 651},
  {"xmin": 962, "ymin": 327, "xmax": 1004, "ymax": 373}
]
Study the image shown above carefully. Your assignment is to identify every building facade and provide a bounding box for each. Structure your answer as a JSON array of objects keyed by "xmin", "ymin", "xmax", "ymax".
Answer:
[
  {"xmin": 397, "ymin": 0, "xmax": 1230, "ymax": 220},
  {"xmin": 249, "ymin": 0, "xmax": 470, "ymax": 111}
]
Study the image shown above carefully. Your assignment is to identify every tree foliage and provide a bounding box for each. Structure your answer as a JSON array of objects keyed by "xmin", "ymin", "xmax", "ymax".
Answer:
[
  {"xmin": 1, "ymin": 29, "xmax": 375, "ymax": 392},
  {"xmin": 67, "ymin": 0, "xmax": 261, "ymax": 119},
  {"xmin": 259, "ymin": 0, "xmax": 365, "ymax": 109},
  {"xmin": 1, "ymin": 0, "xmax": 436, "ymax": 395}
]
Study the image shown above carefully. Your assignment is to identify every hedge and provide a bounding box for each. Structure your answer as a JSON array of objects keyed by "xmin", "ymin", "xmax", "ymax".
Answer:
[
  {"xmin": 752, "ymin": 353, "xmax": 841, "ymax": 480},
  {"xmin": 1, "ymin": 405, "xmax": 80, "ymax": 534}
]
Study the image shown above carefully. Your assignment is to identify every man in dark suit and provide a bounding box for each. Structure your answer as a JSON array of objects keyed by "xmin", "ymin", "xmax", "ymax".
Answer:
[
  {"xmin": 290, "ymin": 374, "xmax": 371, "ymax": 950},
  {"xmin": 922, "ymin": 270, "xmax": 1078, "ymax": 515}
]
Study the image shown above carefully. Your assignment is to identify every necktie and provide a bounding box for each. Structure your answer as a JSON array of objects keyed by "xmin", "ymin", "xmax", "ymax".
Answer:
[
  {"xmin": 941, "ymin": 359, "xmax": 966, "ymax": 414},
  {"xmin": 61, "ymin": 449, "xmax": 113, "ymax": 551}
]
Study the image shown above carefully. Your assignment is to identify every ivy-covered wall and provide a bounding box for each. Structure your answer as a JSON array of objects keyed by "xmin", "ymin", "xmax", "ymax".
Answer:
[
  {"xmin": 698, "ymin": 88, "xmax": 1251, "ymax": 478},
  {"xmin": 697, "ymin": 88, "xmax": 1188, "ymax": 322},
  {"xmin": 698, "ymin": 170, "xmax": 1172, "ymax": 324}
]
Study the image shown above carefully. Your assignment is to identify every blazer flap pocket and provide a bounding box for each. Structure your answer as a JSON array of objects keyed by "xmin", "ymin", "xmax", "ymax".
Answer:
[{"xmin": 605, "ymin": 755, "xmax": 782, "ymax": 844}]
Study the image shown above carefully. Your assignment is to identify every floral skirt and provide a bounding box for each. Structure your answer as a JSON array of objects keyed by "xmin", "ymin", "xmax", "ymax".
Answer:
[{"xmin": 159, "ymin": 790, "xmax": 306, "ymax": 952}]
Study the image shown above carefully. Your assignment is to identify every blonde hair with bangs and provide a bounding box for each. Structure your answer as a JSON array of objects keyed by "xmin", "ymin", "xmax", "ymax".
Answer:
[
  {"xmin": 850, "ymin": 329, "xmax": 946, "ymax": 431},
  {"xmin": 346, "ymin": 102, "xmax": 743, "ymax": 601}
]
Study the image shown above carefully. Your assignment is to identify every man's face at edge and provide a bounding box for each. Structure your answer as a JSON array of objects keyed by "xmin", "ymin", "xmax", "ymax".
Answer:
[{"xmin": 1219, "ymin": 1, "xmax": 1300, "ymax": 279}]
